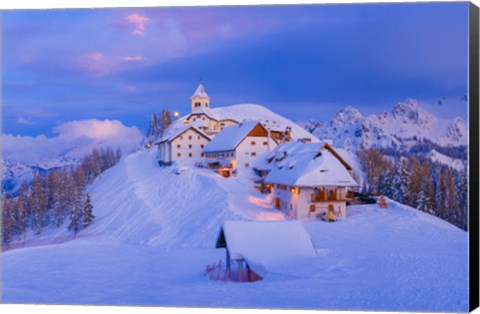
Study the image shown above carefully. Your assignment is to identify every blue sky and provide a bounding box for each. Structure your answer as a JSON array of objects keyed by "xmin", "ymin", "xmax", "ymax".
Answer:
[{"xmin": 2, "ymin": 2, "xmax": 469, "ymax": 136}]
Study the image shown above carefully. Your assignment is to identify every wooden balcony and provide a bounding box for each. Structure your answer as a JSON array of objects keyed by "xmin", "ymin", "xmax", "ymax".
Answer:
[{"xmin": 311, "ymin": 190, "xmax": 353, "ymax": 203}]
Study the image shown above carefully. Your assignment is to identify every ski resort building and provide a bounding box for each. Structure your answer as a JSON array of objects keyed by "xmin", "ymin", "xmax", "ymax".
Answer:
[
  {"xmin": 215, "ymin": 220, "xmax": 317, "ymax": 280},
  {"xmin": 203, "ymin": 121, "xmax": 279, "ymax": 176},
  {"xmin": 156, "ymin": 124, "xmax": 211, "ymax": 166},
  {"xmin": 258, "ymin": 141, "xmax": 358, "ymax": 219},
  {"xmin": 183, "ymin": 83, "xmax": 239, "ymax": 136}
]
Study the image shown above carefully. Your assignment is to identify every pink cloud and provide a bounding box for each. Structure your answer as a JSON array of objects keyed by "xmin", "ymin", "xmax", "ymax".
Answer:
[
  {"xmin": 125, "ymin": 13, "xmax": 149, "ymax": 36},
  {"xmin": 122, "ymin": 55, "xmax": 145, "ymax": 62},
  {"xmin": 79, "ymin": 52, "xmax": 114, "ymax": 77},
  {"xmin": 79, "ymin": 52, "xmax": 148, "ymax": 77}
]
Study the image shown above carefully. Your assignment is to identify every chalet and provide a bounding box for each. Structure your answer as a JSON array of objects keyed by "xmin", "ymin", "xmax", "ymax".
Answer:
[
  {"xmin": 156, "ymin": 124, "xmax": 211, "ymax": 166},
  {"xmin": 203, "ymin": 121, "xmax": 278, "ymax": 177},
  {"xmin": 261, "ymin": 141, "xmax": 358, "ymax": 219},
  {"xmin": 183, "ymin": 83, "xmax": 239, "ymax": 136},
  {"xmin": 215, "ymin": 220, "xmax": 317, "ymax": 281}
]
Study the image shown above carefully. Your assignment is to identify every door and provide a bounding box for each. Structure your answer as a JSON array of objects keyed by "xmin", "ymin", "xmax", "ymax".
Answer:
[{"xmin": 275, "ymin": 198, "xmax": 281, "ymax": 209}]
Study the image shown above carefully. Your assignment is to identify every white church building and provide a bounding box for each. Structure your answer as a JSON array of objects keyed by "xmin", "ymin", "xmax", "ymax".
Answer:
[{"xmin": 183, "ymin": 83, "xmax": 239, "ymax": 137}]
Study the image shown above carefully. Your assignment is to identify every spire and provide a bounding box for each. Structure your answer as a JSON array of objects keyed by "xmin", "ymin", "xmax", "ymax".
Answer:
[{"xmin": 191, "ymin": 82, "xmax": 209, "ymax": 99}]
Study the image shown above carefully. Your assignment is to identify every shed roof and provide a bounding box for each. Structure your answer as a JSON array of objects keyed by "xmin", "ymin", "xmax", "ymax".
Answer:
[{"xmin": 216, "ymin": 220, "xmax": 317, "ymax": 277}]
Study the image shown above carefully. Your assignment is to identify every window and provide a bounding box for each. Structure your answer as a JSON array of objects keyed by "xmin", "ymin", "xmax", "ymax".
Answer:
[
  {"xmin": 198, "ymin": 136, "xmax": 200, "ymax": 140},
  {"xmin": 201, "ymin": 144, "xmax": 204, "ymax": 149},
  {"xmin": 193, "ymin": 118, "xmax": 196, "ymax": 121},
  {"xmin": 251, "ymin": 152, "xmax": 257, "ymax": 157},
  {"xmin": 245, "ymin": 163, "xmax": 250, "ymax": 168},
  {"xmin": 189, "ymin": 153, "xmax": 192, "ymax": 157},
  {"xmin": 177, "ymin": 153, "xmax": 181, "ymax": 157},
  {"xmin": 188, "ymin": 136, "xmax": 192, "ymax": 140},
  {"xmin": 201, "ymin": 153, "xmax": 204, "ymax": 157},
  {"xmin": 189, "ymin": 144, "xmax": 192, "ymax": 149},
  {"xmin": 263, "ymin": 141, "xmax": 268, "ymax": 146},
  {"xmin": 180, "ymin": 136, "xmax": 183, "ymax": 140},
  {"xmin": 177, "ymin": 144, "xmax": 181, "ymax": 149},
  {"xmin": 251, "ymin": 141, "xmax": 256, "ymax": 146}
]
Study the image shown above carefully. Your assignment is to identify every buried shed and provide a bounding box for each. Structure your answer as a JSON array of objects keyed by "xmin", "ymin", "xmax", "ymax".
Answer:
[{"xmin": 215, "ymin": 220, "xmax": 317, "ymax": 279}]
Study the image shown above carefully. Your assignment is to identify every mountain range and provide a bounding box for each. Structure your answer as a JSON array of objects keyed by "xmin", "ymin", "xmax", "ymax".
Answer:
[{"xmin": 299, "ymin": 99, "xmax": 467, "ymax": 169}]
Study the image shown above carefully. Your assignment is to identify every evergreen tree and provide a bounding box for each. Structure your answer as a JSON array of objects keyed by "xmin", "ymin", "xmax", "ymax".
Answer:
[
  {"xmin": 2, "ymin": 195, "xmax": 15, "ymax": 245},
  {"xmin": 83, "ymin": 193, "xmax": 94, "ymax": 228},
  {"xmin": 158, "ymin": 109, "xmax": 172, "ymax": 136},
  {"xmin": 146, "ymin": 113, "xmax": 158, "ymax": 139},
  {"xmin": 68, "ymin": 202, "xmax": 84, "ymax": 238},
  {"xmin": 29, "ymin": 172, "xmax": 48, "ymax": 234},
  {"xmin": 115, "ymin": 147, "xmax": 122, "ymax": 163}
]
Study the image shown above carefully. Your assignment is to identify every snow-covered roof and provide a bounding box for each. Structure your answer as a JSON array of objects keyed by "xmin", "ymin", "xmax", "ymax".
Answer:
[
  {"xmin": 178, "ymin": 104, "xmax": 318, "ymax": 142},
  {"xmin": 216, "ymin": 220, "xmax": 317, "ymax": 277},
  {"xmin": 203, "ymin": 120, "xmax": 263, "ymax": 153},
  {"xmin": 156, "ymin": 122, "xmax": 210, "ymax": 144},
  {"xmin": 191, "ymin": 83, "xmax": 209, "ymax": 99},
  {"xmin": 262, "ymin": 141, "xmax": 358, "ymax": 187}
]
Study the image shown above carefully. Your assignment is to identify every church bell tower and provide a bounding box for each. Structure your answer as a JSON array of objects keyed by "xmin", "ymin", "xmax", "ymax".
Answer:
[{"xmin": 191, "ymin": 82, "xmax": 210, "ymax": 113}]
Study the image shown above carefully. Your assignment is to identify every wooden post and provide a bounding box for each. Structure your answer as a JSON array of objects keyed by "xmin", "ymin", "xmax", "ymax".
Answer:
[
  {"xmin": 238, "ymin": 260, "xmax": 243, "ymax": 282},
  {"xmin": 226, "ymin": 249, "xmax": 231, "ymax": 281},
  {"xmin": 246, "ymin": 264, "xmax": 252, "ymax": 282}
]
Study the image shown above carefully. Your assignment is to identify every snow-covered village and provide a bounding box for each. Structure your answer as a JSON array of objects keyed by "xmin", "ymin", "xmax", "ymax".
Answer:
[{"xmin": 1, "ymin": 3, "xmax": 473, "ymax": 313}]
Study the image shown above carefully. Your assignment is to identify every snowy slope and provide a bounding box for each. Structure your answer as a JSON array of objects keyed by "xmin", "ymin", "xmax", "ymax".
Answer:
[
  {"xmin": 301, "ymin": 99, "xmax": 467, "ymax": 152},
  {"xmin": 2, "ymin": 149, "xmax": 468, "ymax": 312}
]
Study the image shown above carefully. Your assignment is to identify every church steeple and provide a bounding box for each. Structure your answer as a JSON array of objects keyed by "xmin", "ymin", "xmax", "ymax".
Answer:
[{"xmin": 191, "ymin": 82, "xmax": 210, "ymax": 113}]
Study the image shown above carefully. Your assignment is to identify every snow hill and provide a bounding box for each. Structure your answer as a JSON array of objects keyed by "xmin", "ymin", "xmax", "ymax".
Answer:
[
  {"xmin": 2, "ymin": 149, "xmax": 468, "ymax": 311},
  {"xmin": 300, "ymin": 99, "xmax": 467, "ymax": 152}
]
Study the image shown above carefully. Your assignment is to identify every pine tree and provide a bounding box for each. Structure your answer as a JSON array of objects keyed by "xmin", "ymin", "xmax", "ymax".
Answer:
[
  {"xmin": 406, "ymin": 157, "xmax": 422, "ymax": 208},
  {"xmin": 115, "ymin": 147, "xmax": 122, "ymax": 163},
  {"xmin": 29, "ymin": 172, "xmax": 48, "ymax": 234},
  {"xmin": 83, "ymin": 193, "xmax": 94, "ymax": 228},
  {"xmin": 2, "ymin": 194, "xmax": 15, "ymax": 245},
  {"xmin": 68, "ymin": 202, "xmax": 84, "ymax": 238},
  {"xmin": 158, "ymin": 109, "xmax": 172, "ymax": 136},
  {"xmin": 146, "ymin": 113, "xmax": 158, "ymax": 139}
]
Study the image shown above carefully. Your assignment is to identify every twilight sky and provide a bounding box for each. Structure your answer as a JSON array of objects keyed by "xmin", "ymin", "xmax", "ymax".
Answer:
[{"xmin": 2, "ymin": 2, "xmax": 469, "ymax": 136}]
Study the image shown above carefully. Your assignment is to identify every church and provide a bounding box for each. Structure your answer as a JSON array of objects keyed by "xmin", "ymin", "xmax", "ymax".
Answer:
[
  {"xmin": 155, "ymin": 83, "xmax": 294, "ymax": 173},
  {"xmin": 183, "ymin": 83, "xmax": 239, "ymax": 137}
]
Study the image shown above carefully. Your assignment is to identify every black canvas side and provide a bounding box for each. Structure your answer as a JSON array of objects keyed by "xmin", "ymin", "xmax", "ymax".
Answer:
[{"xmin": 469, "ymin": 1, "xmax": 480, "ymax": 312}]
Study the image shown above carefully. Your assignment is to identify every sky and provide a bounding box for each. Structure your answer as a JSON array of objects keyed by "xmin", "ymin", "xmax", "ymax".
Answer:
[{"xmin": 2, "ymin": 2, "xmax": 470, "ymax": 136}]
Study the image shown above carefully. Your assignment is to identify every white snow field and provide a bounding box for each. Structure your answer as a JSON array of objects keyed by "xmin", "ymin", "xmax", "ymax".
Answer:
[{"xmin": 2, "ymin": 149, "xmax": 468, "ymax": 312}]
